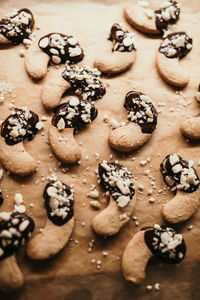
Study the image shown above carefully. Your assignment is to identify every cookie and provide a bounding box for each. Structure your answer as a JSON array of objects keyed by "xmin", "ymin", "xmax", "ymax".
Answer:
[
  {"xmin": 124, "ymin": 1, "xmax": 180, "ymax": 35},
  {"xmin": 0, "ymin": 107, "xmax": 41, "ymax": 175},
  {"xmin": 181, "ymin": 115, "xmax": 200, "ymax": 140},
  {"xmin": 41, "ymin": 65, "xmax": 106, "ymax": 109},
  {"xmin": 108, "ymin": 91, "xmax": 157, "ymax": 152},
  {"xmin": 94, "ymin": 23, "xmax": 137, "ymax": 74},
  {"xmin": 49, "ymin": 98, "xmax": 98, "ymax": 163},
  {"xmin": 156, "ymin": 32, "xmax": 192, "ymax": 87},
  {"xmin": 160, "ymin": 154, "xmax": 200, "ymax": 223},
  {"xmin": 27, "ymin": 180, "xmax": 74, "ymax": 260},
  {"xmin": 92, "ymin": 161, "xmax": 136, "ymax": 236},
  {"xmin": 0, "ymin": 212, "xmax": 34, "ymax": 291},
  {"xmin": 122, "ymin": 225, "xmax": 186, "ymax": 284},
  {"xmin": 25, "ymin": 32, "xmax": 84, "ymax": 79},
  {"xmin": 0, "ymin": 8, "xmax": 34, "ymax": 45}
]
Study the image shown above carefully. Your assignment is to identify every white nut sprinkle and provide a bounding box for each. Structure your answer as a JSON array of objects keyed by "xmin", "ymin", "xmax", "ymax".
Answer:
[
  {"xmin": 39, "ymin": 37, "xmax": 49, "ymax": 48},
  {"xmin": 14, "ymin": 193, "xmax": 23, "ymax": 205},
  {"xmin": 19, "ymin": 220, "xmax": 30, "ymax": 232}
]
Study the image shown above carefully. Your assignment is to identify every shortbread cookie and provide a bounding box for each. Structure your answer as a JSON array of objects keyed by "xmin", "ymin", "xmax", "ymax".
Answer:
[
  {"xmin": 25, "ymin": 32, "xmax": 84, "ymax": 79},
  {"xmin": 41, "ymin": 65, "xmax": 106, "ymax": 109},
  {"xmin": 108, "ymin": 91, "xmax": 157, "ymax": 152},
  {"xmin": 0, "ymin": 8, "xmax": 34, "ymax": 44},
  {"xmin": 27, "ymin": 180, "xmax": 74, "ymax": 260},
  {"xmin": 124, "ymin": 0, "xmax": 180, "ymax": 35},
  {"xmin": 49, "ymin": 98, "xmax": 97, "ymax": 163},
  {"xmin": 122, "ymin": 225, "xmax": 186, "ymax": 285},
  {"xmin": 0, "ymin": 212, "xmax": 34, "ymax": 291},
  {"xmin": 0, "ymin": 107, "xmax": 40, "ymax": 176},
  {"xmin": 92, "ymin": 161, "xmax": 136, "ymax": 236},
  {"xmin": 181, "ymin": 115, "xmax": 200, "ymax": 140},
  {"xmin": 156, "ymin": 32, "xmax": 192, "ymax": 87},
  {"xmin": 94, "ymin": 23, "xmax": 137, "ymax": 74},
  {"xmin": 160, "ymin": 154, "xmax": 200, "ymax": 223}
]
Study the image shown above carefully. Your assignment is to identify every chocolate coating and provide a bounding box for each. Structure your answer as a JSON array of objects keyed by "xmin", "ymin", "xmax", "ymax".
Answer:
[
  {"xmin": 144, "ymin": 226, "xmax": 186, "ymax": 264},
  {"xmin": 0, "ymin": 191, "xmax": 3, "ymax": 206},
  {"xmin": 1, "ymin": 108, "xmax": 39, "ymax": 145},
  {"xmin": 124, "ymin": 91, "xmax": 157, "ymax": 134},
  {"xmin": 44, "ymin": 181, "xmax": 74, "ymax": 226},
  {"xmin": 38, "ymin": 33, "xmax": 84, "ymax": 64},
  {"xmin": 155, "ymin": 1, "xmax": 180, "ymax": 33},
  {"xmin": 0, "ymin": 212, "xmax": 34, "ymax": 260},
  {"xmin": 160, "ymin": 154, "xmax": 199, "ymax": 193},
  {"xmin": 52, "ymin": 100, "xmax": 98, "ymax": 131},
  {"xmin": 0, "ymin": 8, "xmax": 34, "ymax": 45},
  {"xmin": 62, "ymin": 66, "xmax": 106, "ymax": 102},
  {"xmin": 159, "ymin": 32, "xmax": 192, "ymax": 59},
  {"xmin": 109, "ymin": 23, "xmax": 136, "ymax": 52},
  {"xmin": 98, "ymin": 161, "xmax": 135, "ymax": 203}
]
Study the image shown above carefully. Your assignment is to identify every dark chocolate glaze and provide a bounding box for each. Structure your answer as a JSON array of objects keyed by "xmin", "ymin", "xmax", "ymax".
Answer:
[
  {"xmin": 0, "ymin": 8, "xmax": 34, "ymax": 45},
  {"xmin": 160, "ymin": 154, "xmax": 199, "ymax": 193},
  {"xmin": 155, "ymin": 1, "xmax": 180, "ymax": 34},
  {"xmin": 98, "ymin": 161, "xmax": 135, "ymax": 202},
  {"xmin": 159, "ymin": 32, "xmax": 192, "ymax": 59},
  {"xmin": 38, "ymin": 33, "xmax": 84, "ymax": 64},
  {"xmin": 62, "ymin": 67, "xmax": 106, "ymax": 101},
  {"xmin": 0, "ymin": 212, "xmax": 34, "ymax": 260},
  {"xmin": 144, "ymin": 226, "xmax": 186, "ymax": 264},
  {"xmin": 109, "ymin": 23, "xmax": 136, "ymax": 52},
  {"xmin": 43, "ymin": 181, "xmax": 74, "ymax": 226},
  {"xmin": 124, "ymin": 91, "xmax": 157, "ymax": 134},
  {"xmin": 52, "ymin": 100, "xmax": 98, "ymax": 131},
  {"xmin": 1, "ymin": 108, "xmax": 39, "ymax": 145},
  {"xmin": 0, "ymin": 190, "xmax": 3, "ymax": 206}
]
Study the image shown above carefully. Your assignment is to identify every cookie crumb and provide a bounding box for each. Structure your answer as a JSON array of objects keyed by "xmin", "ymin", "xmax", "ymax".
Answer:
[
  {"xmin": 154, "ymin": 283, "xmax": 160, "ymax": 291},
  {"xmin": 146, "ymin": 284, "xmax": 153, "ymax": 291},
  {"xmin": 188, "ymin": 225, "xmax": 193, "ymax": 230}
]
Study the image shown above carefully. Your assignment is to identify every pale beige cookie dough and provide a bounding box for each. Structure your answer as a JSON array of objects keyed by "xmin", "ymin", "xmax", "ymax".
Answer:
[
  {"xmin": 0, "ymin": 255, "xmax": 24, "ymax": 291},
  {"xmin": 48, "ymin": 126, "xmax": 81, "ymax": 164},
  {"xmin": 27, "ymin": 217, "xmax": 74, "ymax": 260},
  {"xmin": 180, "ymin": 116, "xmax": 200, "ymax": 139},
  {"xmin": 122, "ymin": 230, "xmax": 152, "ymax": 285},
  {"xmin": 124, "ymin": 5, "xmax": 159, "ymax": 35}
]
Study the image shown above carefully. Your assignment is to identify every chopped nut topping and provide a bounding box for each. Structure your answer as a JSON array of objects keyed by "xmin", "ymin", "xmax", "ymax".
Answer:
[
  {"xmin": 98, "ymin": 161, "xmax": 135, "ymax": 208},
  {"xmin": 0, "ymin": 8, "xmax": 34, "ymax": 44},
  {"xmin": 144, "ymin": 225, "xmax": 186, "ymax": 263},
  {"xmin": 161, "ymin": 154, "xmax": 199, "ymax": 192},
  {"xmin": 1, "ymin": 107, "xmax": 39, "ymax": 145},
  {"xmin": 52, "ymin": 98, "xmax": 98, "ymax": 131},
  {"xmin": 38, "ymin": 33, "xmax": 84, "ymax": 64},
  {"xmin": 62, "ymin": 65, "xmax": 106, "ymax": 101},
  {"xmin": 0, "ymin": 212, "xmax": 34, "ymax": 259},
  {"xmin": 155, "ymin": 1, "xmax": 181, "ymax": 34},
  {"xmin": 124, "ymin": 91, "xmax": 157, "ymax": 134},
  {"xmin": 159, "ymin": 32, "xmax": 192, "ymax": 59},
  {"xmin": 44, "ymin": 180, "xmax": 74, "ymax": 225},
  {"xmin": 109, "ymin": 23, "xmax": 137, "ymax": 52}
]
